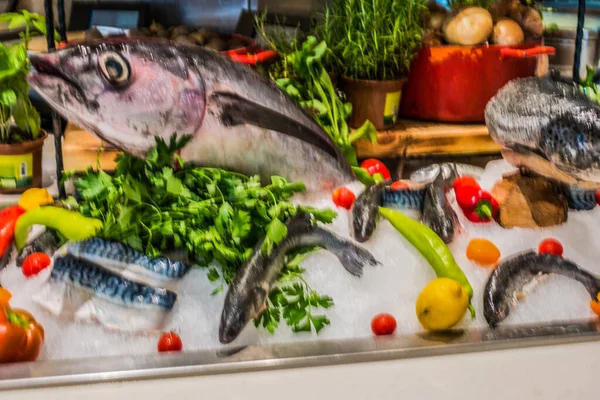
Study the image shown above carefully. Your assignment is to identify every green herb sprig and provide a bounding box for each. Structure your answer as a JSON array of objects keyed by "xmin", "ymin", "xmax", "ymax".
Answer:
[
  {"xmin": 317, "ymin": 0, "xmax": 427, "ymax": 81},
  {"xmin": 580, "ymin": 65, "xmax": 600, "ymax": 104}
]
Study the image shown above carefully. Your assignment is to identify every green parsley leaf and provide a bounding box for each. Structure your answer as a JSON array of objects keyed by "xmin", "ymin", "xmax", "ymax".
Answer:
[{"xmin": 261, "ymin": 218, "xmax": 287, "ymax": 256}]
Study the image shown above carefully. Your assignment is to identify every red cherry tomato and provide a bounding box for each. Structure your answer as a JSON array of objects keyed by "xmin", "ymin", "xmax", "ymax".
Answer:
[
  {"xmin": 332, "ymin": 187, "xmax": 356, "ymax": 210},
  {"xmin": 158, "ymin": 332, "xmax": 182, "ymax": 352},
  {"xmin": 596, "ymin": 190, "xmax": 600, "ymax": 206},
  {"xmin": 22, "ymin": 253, "xmax": 51, "ymax": 278},
  {"xmin": 538, "ymin": 238, "xmax": 563, "ymax": 257},
  {"xmin": 371, "ymin": 313, "xmax": 397, "ymax": 336},
  {"xmin": 390, "ymin": 181, "xmax": 409, "ymax": 190}
]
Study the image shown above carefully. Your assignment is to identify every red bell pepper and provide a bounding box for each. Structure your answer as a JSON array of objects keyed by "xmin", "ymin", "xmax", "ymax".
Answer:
[
  {"xmin": 0, "ymin": 301, "xmax": 44, "ymax": 363},
  {"xmin": 0, "ymin": 205, "xmax": 26, "ymax": 259},
  {"xmin": 360, "ymin": 159, "xmax": 391, "ymax": 182},
  {"xmin": 453, "ymin": 177, "xmax": 498, "ymax": 223}
]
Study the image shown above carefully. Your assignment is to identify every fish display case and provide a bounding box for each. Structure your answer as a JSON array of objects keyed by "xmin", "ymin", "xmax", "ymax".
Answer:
[{"xmin": 2, "ymin": 0, "xmax": 600, "ymax": 397}]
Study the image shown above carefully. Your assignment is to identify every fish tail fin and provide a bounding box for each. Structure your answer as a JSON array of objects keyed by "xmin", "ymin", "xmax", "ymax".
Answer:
[
  {"xmin": 337, "ymin": 245, "xmax": 380, "ymax": 277},
  {"xmin": 325, "ymin": 236, "xmax": 380, "ymax": 277}
]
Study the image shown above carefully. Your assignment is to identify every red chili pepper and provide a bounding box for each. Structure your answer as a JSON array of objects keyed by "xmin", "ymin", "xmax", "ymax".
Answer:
[
  {"xmin": 0, "ymin": 206, "xmax": 25, "ymax": 259},
  {"xmin": 360, "ymin": 159, "xmax": 391, "ymax": 182},
  {"xmin": 332, "ymin": 187, "xmax": 356, "ymax": 210},
  {"xmin": 453, "ymin": 177, "xmax": 498, "ymax": 223}
]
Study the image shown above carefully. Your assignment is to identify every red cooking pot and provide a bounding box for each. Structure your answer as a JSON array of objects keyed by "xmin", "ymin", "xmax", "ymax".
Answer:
[{"xmin": 399, "ymin": 40, "xmax": 555, "ymax": 122}]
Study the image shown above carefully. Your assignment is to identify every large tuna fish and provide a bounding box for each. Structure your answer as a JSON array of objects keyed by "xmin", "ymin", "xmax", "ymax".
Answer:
[
  {"xmin": 26, "ymin": 38, "xmax": 355, "ymax": 194},
  {"xmin": 485, "ymin": 73, "xmax": 600, "ymax": 189}
]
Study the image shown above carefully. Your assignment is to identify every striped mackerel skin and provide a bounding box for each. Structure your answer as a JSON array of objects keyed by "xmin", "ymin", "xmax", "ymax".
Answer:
[
  {"xmin": 51, "ymin": 255, "xmax": 177, "ymax": 310},
  {"xmin": 65, "ymin": 237, "xmax": 190, "ymax": 279}
]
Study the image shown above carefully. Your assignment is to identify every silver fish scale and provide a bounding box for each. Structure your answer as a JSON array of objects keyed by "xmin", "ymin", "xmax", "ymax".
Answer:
[
  {"xmin": 51, "ymin": 256, "xmax": 177, "ymax": 309},
  {"xmin": 485, "ymin": 76, "xmax": 600, "ymax": 147},
  {"xmin": 67, "ymin": 238, "xmax": 190, "ymax": 279}
]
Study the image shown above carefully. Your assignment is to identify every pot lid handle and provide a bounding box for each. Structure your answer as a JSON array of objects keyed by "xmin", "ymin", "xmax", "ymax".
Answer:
[{"xmin": 501, "ymin": 46, "xmax": 556, "ymax": 58}]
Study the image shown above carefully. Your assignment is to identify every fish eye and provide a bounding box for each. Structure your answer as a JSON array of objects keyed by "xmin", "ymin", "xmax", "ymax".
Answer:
[{"xmin": 98, "ymin": 51, "xmax": 130, "ymax": 87}]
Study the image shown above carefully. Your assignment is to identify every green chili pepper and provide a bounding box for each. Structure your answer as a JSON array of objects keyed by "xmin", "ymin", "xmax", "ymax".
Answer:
[
  {"xmin": 379, "ymin": 207, "xmax": 475, "ymax": 317},
  {"xmin": 15, "ymin": 206, "xmax": 103, "ymax": 250}
]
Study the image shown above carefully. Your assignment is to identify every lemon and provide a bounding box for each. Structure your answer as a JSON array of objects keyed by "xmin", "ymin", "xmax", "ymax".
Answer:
[
  {"xmin": 18, "ymin": 188, "xmax": 54, "ymax": 211},
  {"xmin": 416, "ymin": 277, "xmax": 469, "ymax": 331}
]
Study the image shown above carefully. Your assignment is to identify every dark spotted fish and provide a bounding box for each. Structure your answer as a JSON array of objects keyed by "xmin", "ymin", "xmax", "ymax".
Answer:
[
  {"xmin": 485, "ymin": 73, "xmax": 600, "ymax": 188},
  {"xmin": 421, "ymin": 170, "xmax": 458, "ymax": 244},
  {"xmin": 381, "ymin": 186, "xmax": 425, "ymax": 210},
  {"xmin": 484, "ymin": 251, "xmax": 600, "ymax": 328},
  {"xmin": 219, "ymin": 214, "xmax": 379, "ymax": 344},
  {"xmin": 351, "ymin": 182, "xmax": 384, "ymax": 243},
  {"xmin": 33, "ymin": 255, "xmax": 177, "ymax": 332},
  {"xmin": 61, "ymin": 237, "xmax": 190, "ymax": 287}
]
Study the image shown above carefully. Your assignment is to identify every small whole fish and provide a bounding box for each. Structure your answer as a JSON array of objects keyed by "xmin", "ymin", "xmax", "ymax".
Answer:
[
  {"xmin": 219, "ymin": 214, "xmax": 379, "ymax": 344},
  {"xmin": 33, "ymin": 255, "xmax": 177, "ymax": 332},
  {"xmin": 484, "ymin": 251, "xmax": 600, "ymax": 328},
  {"xmin": 421, "ymin": 169, "xmax": 459, "ymax": 244},
  {"xmin": 16, "ymin": 229, "xmax": 62, "ymax": 267},
  {"xmin": 351, "ymin": 182, "xmax": 384, "ymax": 243},
  {"xmin": 485, "ymin": 73, "xmax": 600, "ymax": 188},
  {"xmin": 61, "ymin": 237, "xmax": 190, "ymax": 287}
]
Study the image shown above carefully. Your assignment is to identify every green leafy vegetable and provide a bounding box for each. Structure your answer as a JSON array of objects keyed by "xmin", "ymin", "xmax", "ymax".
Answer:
[
  {"xmin": 269, "ymin": 36, "xmax": 377, "ymax": 166},
  {"xmin": 67, "ymin": 135, "xmax": 337, "ymax": 335},
  {"xmin": 254, "ymin": 248, "xmax": 334, "ymax": 333},
  {"xmin": 580, "ymin": 65, "xmax": 600, "ymax": 104},
  {"xmin": 0, "ymin": 10, "xmax": 58, "ymax": 143}
]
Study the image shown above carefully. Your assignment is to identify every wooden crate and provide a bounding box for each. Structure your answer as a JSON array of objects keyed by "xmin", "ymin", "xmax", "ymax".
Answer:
[
  {"xmin": 62, "ymin": 120, "xmax": 502, "ymax": 172},
  {"xmin": 354, "ymin": 119, "xmax": 501, "ymax": 159}
]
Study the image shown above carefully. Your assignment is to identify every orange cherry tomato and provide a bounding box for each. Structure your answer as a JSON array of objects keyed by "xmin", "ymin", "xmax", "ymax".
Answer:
[
  {"xmin": 371, "ymin": 313, "xmax": 397, "ymax": 336},
  {"xmin": 390, "ymin": 181, "xmax": 409, "ymax": 190},
  {"xmin": 538, "ymin": 238, "xmax": 563, "ymax": 257},
  {"xmin": 466, "ymin": 238, "xmax": 501, "ymax": 266},
  {"xmin": 591, "ymin": 295, "xmax": 600, "ymax": 317},
  {"xmin": 332, "ymin": 187, "xmax": 356, "ymax": 210}
]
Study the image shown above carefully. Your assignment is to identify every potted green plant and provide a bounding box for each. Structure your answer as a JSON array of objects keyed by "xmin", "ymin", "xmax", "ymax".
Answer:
[
  {"xmin": 0, "ymin": 11, "xmax": 52, "ymax": 194},
  {"xmin": 319, "ymin": 0, "xmax": 427, "ymax": 130}
]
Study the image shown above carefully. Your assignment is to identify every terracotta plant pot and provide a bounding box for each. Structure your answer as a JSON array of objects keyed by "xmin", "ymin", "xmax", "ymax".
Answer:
[
  {"xmin": 0, "ymin": 130, "xmax": 48, "ymax": 194},
  {"xmin": 342, "ymin": 77, "xmax": 406, "ymax": 130}
]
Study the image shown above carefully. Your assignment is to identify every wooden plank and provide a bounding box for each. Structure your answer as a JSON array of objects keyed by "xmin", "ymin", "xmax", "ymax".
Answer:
[
  {"xmin": 62, "ymin": 123, "xmax": 119, "ymax": 172},
  {"xmin": 355, "ymin": 119, "xmax": 501, "ymax": 159},
  {"xmin": 62, "ymin": 119, "xmax": 502, "ymax": 172}
]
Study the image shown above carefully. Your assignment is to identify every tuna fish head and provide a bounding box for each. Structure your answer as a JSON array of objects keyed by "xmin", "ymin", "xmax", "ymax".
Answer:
[
  {"xmin": 485, "ymin": 74, "xmax": 600, "ymax": 188},
  {"xmin": 27, "ymin": 39, "xmax": 205, "ymax": 157},
  {"xmin": 219, "ymin": 280, "xmax": 268, "ymax": 344}
]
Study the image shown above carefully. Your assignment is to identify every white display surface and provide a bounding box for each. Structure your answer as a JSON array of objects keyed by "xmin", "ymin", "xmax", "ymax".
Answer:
[{"xmin": 2, "ymin": 340, "xmax": 598, "ymax": 400}]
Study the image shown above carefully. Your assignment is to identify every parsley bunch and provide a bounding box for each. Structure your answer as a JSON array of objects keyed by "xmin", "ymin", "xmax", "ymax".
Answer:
[{"xmin": 65, "ymin": 136, "xmax": 337, "ymax": 333}]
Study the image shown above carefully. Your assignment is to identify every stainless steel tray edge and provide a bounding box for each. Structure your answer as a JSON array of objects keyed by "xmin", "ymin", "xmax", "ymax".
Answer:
[{"xmin": 1, "ymin": 319, "xmax": 600, "ymax": 391}]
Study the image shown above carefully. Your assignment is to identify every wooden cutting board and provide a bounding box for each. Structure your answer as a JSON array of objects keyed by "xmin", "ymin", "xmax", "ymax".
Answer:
[{"xmin": 61, "ymin": 120, "xmax": 502, "ymax": 172}]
